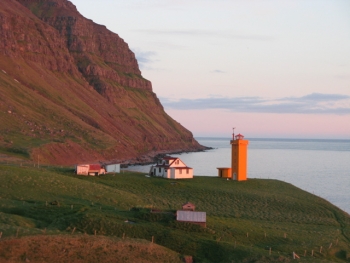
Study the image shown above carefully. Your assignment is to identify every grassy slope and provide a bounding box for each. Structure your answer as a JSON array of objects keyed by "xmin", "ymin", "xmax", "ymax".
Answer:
[
  {"xmin": 0, "ymin": 164, "xmax": 349, "ymax": 262},
  {"xmin": 0, "ymin": 235, "xmax": 183, "ymax": 263},
  {"xmin": 0, "ymin": 55, "xmax": 117, "ymax": 153}
]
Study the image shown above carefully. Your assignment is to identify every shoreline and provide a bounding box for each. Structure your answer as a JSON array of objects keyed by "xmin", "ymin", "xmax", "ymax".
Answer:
[{"xmin": 117, "ymin": 146, "xmax": 214, "ymax": 167}]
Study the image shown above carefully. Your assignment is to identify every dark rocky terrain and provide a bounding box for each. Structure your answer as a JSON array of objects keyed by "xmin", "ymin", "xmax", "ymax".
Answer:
[{"xmin": 0, "ymin": 0, "xmax": 206, "ymax": 165}]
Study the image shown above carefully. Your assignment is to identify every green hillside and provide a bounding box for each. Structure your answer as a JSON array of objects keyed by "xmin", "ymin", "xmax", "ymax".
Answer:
[{"xmin": 0, "ymin": 164, "xmax": 349, "ymax": 262}]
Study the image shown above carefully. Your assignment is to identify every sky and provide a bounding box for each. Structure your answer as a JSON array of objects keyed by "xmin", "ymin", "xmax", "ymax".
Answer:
[{"xmin": 70, "ymin": 0, "xmax": 350, "ymax": 139}]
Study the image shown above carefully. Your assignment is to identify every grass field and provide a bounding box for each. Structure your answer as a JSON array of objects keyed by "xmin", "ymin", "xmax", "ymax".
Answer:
[{"xmin": 0, "ymin": 164, "xmax": 349, "ymax": 262}]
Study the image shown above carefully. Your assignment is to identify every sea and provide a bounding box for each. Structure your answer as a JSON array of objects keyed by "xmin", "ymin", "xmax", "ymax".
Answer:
[{"xmin": 126, "ymin": 137, "xmax": 350, "ymax": 214}]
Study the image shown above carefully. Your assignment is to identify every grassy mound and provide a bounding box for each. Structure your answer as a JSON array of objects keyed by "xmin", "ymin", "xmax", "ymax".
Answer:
[
  {"xmin": 0, "ymin": 164, "xmax": 349, "ymax": 262},
  {"xmin": 0, "ymin": 235, "xmax": 183, "ymax": 263}
]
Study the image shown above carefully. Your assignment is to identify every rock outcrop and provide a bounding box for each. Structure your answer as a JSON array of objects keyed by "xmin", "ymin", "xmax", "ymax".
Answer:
[{"xmin": 0, "ymin": 0, "xmax": 206, "ymax": 165}]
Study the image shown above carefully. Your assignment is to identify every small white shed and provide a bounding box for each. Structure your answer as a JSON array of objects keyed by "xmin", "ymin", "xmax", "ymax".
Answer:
[
  {"xmin": 176, "ymin": 211, "xmax": 206, "ymax": 227},
  {"xmin": 105, "ymin": 163, "xmax": 120, "ymax": 173},
  {"xmin": 76, "ymin": 164, "xmax": 89, "ymax": 176}
]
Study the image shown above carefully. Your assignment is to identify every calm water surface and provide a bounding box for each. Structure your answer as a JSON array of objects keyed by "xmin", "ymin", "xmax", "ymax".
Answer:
[{"xmin": 127, "ymin": 138, "xmax": 350, "ymax": 214}]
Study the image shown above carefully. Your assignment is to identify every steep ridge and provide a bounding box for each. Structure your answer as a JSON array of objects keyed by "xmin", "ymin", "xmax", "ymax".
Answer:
[{"xmin": 0, "ymin": 0, "xmax": 206, "ymax": 165}]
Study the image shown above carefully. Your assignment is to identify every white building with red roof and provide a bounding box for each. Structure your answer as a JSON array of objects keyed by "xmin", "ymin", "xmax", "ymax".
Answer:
[
  {"xmin": 75, "ymin": 164, "xmax": 106, "ymax": 176},
  {"xmin": 150, "ymin": 156, "xmax": 193, "ymax": 179}
]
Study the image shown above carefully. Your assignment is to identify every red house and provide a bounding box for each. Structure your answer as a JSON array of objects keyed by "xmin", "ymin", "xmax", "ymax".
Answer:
[{"xmin": 182, "ymin": 202, "xmax": 196, "ymax": 211}]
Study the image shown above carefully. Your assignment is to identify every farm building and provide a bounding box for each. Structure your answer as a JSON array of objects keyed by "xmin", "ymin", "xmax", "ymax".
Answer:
[
  {"xmin": 76, "ymin": 164, "xmax": 105, "ymax": 176},
  {"xmin": 182, "ymin": 202, "xmax": 196, "ymax": 211},
  {"xmin": 176, "ymin": 211, "xmax": 206, "ymax": 228},
  {"xmin": 150, "ymin": 156, "xmax": 193, "ymax": 179},
  {"xmin": 104, "ymin": 163, "xmax": 120, "ymax": 173}
]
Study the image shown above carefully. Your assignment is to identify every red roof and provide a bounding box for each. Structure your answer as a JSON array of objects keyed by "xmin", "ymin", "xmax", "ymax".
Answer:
[
  {"xmin": 182, "ymin": 202, "xmax": 195, "ymax": 207},
  {"xmin": 89, "ymin": 164, "xmax": 102, "ymax": 171},
  {"xmin": 235, "ymin": 133, "xmax": 244, "ymax": 140}
]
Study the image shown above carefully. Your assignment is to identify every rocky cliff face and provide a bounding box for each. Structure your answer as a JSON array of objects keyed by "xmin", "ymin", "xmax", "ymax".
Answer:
[
  {"xmin": 0, "ymin": 0, "xmax": 206, "ymax": 165},
  {"xmin": 16, "ymin": 0, "xmax": 151, "ymax": 92}
]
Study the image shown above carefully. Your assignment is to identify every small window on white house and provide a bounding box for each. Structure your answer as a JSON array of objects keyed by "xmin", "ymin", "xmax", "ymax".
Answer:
[
  {"xmin": 179, "ymin": 169, "xmax": 182, "ymax": 174},
  {"xmin": 186, "ymin": 169, "xmax": 189, "ymax": 174},
  {"xmin": 159, "ymin": 167, "xmax": 161, "ymax": 172}
]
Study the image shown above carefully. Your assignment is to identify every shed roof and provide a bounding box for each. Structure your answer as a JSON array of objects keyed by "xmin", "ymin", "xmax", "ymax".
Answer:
[
  {"xmin": 176, "ymin": 211, "xmax": 206, "ymax": 223},
  {"xmin": 105, "ymin": 163, "xmax": 120, "ymax": 167},
  {"xmin": 182, "ymin": 202, "xmax": 195, "ymax": 207},
  {"xmin": 89, "ymin": 164, "xmax": 102, "ymax": 171}
]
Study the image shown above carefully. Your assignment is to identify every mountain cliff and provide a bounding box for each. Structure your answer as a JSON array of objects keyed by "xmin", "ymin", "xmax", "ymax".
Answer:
[{"xmin": 0, "ymin": 0, "xmax": 205, "ymax": 165}]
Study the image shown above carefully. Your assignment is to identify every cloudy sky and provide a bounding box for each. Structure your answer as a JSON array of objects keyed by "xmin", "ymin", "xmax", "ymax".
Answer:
[{"xmin": 70, "ymin": 0, "xmax": 350, "ymax": 139}]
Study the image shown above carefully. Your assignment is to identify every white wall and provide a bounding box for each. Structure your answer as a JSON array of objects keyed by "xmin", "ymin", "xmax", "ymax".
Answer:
[
  {"xmin": 76, "ymin": 165, "xmax": 89, "ymax": 175},
  {"xmin": 174, "ymin": 168, "xmax": 193, "ymax": 179},
  {"xmin": 105, "ymin": 164, "xmax": 120, "ymax": 173}
]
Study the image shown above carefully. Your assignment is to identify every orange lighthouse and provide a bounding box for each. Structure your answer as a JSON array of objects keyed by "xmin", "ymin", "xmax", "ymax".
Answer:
[
  {"xmin": 217, "ymin": 129, "xmax": 249, "ymax": 181},
  {"xmin": 230, "ymin": 129, "xmax": 249, "ymax": 181}
]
